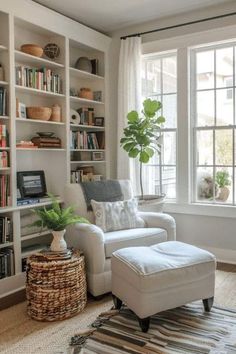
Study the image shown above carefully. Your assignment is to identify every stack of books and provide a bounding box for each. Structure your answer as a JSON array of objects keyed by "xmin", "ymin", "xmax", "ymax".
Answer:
[
  {"xmin": 31, "ymin": 136, "xmax": 61, "ymax": 148},
  {"xmin": 15, "ymin": 66, "xmax": 62, "ymax": 94},
  {"xmin": 0, "ymin": 151, "xmax": 8, "ymax": 167},
  {"xmin": 70, "ymin": 131, "xmax": 100, "ymax": 150},
  {"xmin": 0, "ymin": 124, "xmax": 8, "ymax": 147},
  {"xmin": 0, "ymin": 216, "xmax": 12, "ymax": 244},
  {"xmin": 77, "ymin": 107, "xmax": 94, "ymax": 125},
  {"xmin": 0, "ymin": 174, "xmax": 10, "ymax": 207},
  {"xmin": 0, "ymin": 248, "xmax": 14, "ymax": 278},
  {"xmin": 0, "ymin": 87, "xmax": 7, "ymax": 116}
]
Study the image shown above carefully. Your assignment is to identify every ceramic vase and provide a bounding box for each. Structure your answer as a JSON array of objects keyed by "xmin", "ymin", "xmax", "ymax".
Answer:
[{"xmin": 51, "ymin": 229, "xmax": 67, "ymax": 252}]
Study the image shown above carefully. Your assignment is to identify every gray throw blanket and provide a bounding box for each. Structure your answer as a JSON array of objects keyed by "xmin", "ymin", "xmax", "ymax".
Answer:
[{"xmin": 80, "ymin": 180, "xmax": 124, "ymax": 210}]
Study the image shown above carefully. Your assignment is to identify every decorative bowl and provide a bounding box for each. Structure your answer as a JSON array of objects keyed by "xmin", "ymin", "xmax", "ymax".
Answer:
[
  {"xmin": 21, "ymin": 44, "xmax": 43, "ymax": 58},
  {"xmin": 79, "ymin": 88, "xmax": 93, "ymax": 100},
  {"xmin": 26, "ymin": 107, "xmax": 52, "ymax": 121},
  {"xmin": 75, "ymin": 57, "xmax": 92, "ymax": 73},
  {"xmin": 36, "ymin": 132, "xmax": 55, "ymax": 138}
]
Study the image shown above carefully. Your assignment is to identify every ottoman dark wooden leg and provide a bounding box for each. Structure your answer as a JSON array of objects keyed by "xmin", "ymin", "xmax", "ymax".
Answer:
[
  {"xmin": 203, "ymin": 296, "xmax": 214, "ymax": 312},
  {"xmin": 112, "ymin": 294, "xmax": 123, "ymax": 309},
  {"xmin": 138, "ymin": 317, "xmax": 150, "ymax": 333}
]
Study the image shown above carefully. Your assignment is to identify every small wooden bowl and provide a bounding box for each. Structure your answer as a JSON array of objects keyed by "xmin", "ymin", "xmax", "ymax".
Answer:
[
  {"xmin": 26, "ymin": 107, "xmax": 52, "ymax": 121},
  {"xmin": 21, "ymin": 44, "xmax": 43, "ymax": 58}
]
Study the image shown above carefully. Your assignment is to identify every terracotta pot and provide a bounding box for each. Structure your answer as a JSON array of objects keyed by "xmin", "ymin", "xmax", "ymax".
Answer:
[
  {"xmin": 51, "ymin": 229, "xmax": 67, "ymax": 252},
  {"xmin": 79, "ymin": 88, "xmax": 93, "ymax": 100},
  {"xmin": 217, "ymin": 187, "xmax": 230, "ymax": 202}
]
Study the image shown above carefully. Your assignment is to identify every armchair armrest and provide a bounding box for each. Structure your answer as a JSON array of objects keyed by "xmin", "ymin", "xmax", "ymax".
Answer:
[
  {"xmin": 72, "ymin": 223, "xmax": 106, "ymax": 273},
  {"xmin": 138, "ymin": 212, "xmax": 176, "ymax": 241}
]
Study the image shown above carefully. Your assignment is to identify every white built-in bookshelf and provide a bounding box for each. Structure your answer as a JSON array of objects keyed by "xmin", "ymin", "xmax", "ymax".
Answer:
[{"xmin": 0, "ymin": 0, "xmax": 110, "ymax": 298}]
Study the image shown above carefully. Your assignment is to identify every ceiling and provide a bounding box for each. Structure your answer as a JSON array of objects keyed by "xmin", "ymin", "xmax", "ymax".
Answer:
[{"xmin": 33, "ymin": 0, "xmax": 232, "ymax": 33}]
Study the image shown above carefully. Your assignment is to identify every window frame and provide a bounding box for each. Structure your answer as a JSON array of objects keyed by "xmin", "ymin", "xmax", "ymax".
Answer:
[
  {"xmin": 190, "ymin": 42, "xmax": 236, "ymax": 206},
  {"xmin": 142, "ymin": 51, "xmax": 177, "ymax": 199},
  {"xmin": 142, "ymin": 23, "xmax": 236, "ymax": 218}
]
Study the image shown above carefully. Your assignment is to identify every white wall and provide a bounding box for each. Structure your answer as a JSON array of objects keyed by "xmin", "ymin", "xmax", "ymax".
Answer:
[{"xmin": 108, "ymin": 0, "xmax": 236, "ymax": 262}]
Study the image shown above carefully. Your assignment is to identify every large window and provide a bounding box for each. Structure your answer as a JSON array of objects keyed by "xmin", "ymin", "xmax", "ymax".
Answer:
[
  {"xmin": 142, "ymin": 53, "xmax": 177, "ymax": 199},
  {"xmin": 191, "ymin": 43, "xmax": 236, "ymax": 205}
]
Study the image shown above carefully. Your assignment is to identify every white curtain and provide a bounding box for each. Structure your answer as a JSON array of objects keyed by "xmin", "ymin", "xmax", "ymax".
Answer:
[{"xmin": 117, "ymin": 36, "xmax": 142, "ymax": 194}]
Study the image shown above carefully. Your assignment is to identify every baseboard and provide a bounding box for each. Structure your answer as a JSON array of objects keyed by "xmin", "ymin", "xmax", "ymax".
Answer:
[
  {"xmin": 0, "ymin": 289, "xmax": 26, "ymax": 310},
  {"xmin": 197, "ymin": 244, "xmax": 236, "ymax": 265}
]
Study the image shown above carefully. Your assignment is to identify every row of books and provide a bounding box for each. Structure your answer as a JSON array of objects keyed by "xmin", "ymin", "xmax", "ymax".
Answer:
[
  {"xmin": 77, "ymin": 107, "xmax": 94, "ymax": 125},
  {"xmin": 0, "ymin": 151, "xmax": 8, "ymax": 168},
  {"xmin": 70, "ymin": 170, "xmax": 102, "ymax": 183},
  {"xmin": 0, "ymin": 248, "xmax": 14, "ymax": 278},
  {"xmin": 15, "ymin": 66, "xmax": 62, "ymax": 94},
  {"xmin": 0, "ymin": 87, "xmax": 7, "ymax": 116},
  {"xmin": 0, "ymin": 216, "xmax": 12, "ymax": 244},
  {"xmin": 70, "ymin": 131, "xmax": 101, "ymax": 150},
  {"xmin": 0, "ymin": 125, "xmax": 8, "ymax": 148},
  {"xmin": 0, "ymin": 175, "xmax": 10, "ymax": 207},
  {"xmin": 17, "ymin": 196, "xmax": 52, "ymax": 206}
]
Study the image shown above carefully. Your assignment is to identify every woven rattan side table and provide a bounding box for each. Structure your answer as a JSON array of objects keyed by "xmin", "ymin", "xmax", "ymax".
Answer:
[{"xmin": 26, "ymin": 250, "xmax": 87, "ymax": 321}]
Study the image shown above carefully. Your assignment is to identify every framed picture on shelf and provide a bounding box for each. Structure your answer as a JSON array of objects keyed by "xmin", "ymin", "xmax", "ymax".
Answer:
[
  {"xmin": 19, "ymin": 102, "xmax": 27, "ymax": 119},
  {"xmin": 92, "ymin": 151, "xmax": 104, "ymax": 161},
  {"xmin": 94, "ymin": 117, "xmax": 104, "ymax": 126}
]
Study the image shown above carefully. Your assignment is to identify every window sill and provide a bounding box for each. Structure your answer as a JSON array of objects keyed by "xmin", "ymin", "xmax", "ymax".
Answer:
[{"xmin": 164, "ymin": 202, "xmax": 236, "ymax": 218}]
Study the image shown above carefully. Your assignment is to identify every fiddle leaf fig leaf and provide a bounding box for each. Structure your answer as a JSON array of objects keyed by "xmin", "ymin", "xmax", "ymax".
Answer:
[
  {"xmin": 127, "ymin": 111, "xmax": 139, "ymax": 123},
  {"xmin": 156, "ymin": 116, "xmax": 165, "ymax": 125},
  {"xmin": 123, "ymin": 142, "xmax": 136, "ymax": 152},
  {"xmin": 145, "ymin": 147, "xmax": 155, "ymax": 158},
  {"xmin": 143, "ymin": 99, "xmax": 162, "ymax": 117},
  {"xmin": 128, "ymin": 148, "xmax": 140, "ymax": 158},
  {"xmin": 139, "ymin": 150, "xmax": 150, "ymax": 163}
]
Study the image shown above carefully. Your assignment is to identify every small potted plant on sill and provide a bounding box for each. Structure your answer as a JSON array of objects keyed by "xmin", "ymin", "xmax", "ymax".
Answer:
[
  {"xmin": 216, "ymin": 170, "xmax": 231, "ymax": 202},
  {"xmin": 30, "ymin": 194, "xmax": 89, "ymax": 252},
  {"xmin": 120, "ymin": 98, "xmax": 165, "ymax": 207}
]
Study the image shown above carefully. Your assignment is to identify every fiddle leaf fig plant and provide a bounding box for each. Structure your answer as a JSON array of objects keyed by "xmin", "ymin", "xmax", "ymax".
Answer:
[{"xmin": 120, "ymin": 99, "xmax": 165, "ymax": 199}]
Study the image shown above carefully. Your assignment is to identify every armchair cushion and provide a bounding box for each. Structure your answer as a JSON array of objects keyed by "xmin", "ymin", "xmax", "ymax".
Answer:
[
  {"xmin": 104, "ymin": 227, "xmax": 167, "ymax": 258},
  {"xmin": 91, "ymin": 198, "xmax": 145, "ymax": 232}
]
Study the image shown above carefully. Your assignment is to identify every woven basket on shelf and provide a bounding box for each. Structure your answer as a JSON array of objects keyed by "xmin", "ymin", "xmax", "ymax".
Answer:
[
  {"xmin": 26, "ymin": 250, "xmax": 87, "ymax": 321},
  {"xmin": 26, "ymin": 107, "xmax": 52, "ymax": 121}
]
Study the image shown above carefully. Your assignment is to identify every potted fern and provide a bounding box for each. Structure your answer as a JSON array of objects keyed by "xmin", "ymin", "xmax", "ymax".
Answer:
[
  {"xmin": 120, "ymin": 98, "xmax": 165, "ymax": 204},
  {"xmin": 30, "ymin": 195, "xmax": 89, "ymax": 252}
]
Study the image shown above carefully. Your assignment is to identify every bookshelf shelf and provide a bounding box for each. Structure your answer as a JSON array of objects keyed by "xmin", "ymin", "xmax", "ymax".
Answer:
[
  {"xmin": 21, "ymin": 230, "xmax": 51, "ymax": 242},
  {"xmin": 0, "ymin": 80, "xmax": 8, "ymax": 86},
  {"xmin": 70, "ymin": 160, "xmax": 106, "ymax": 164},
  {"xmin": 0, "ymin": 242, "xmax": 13, "ymax": 249},
  {"xmin": 71, "ymin": 149, "xmax": 105, "ymax": 152},
  {"xmin": 69, "ymin": 67, "xmax": 104, "ymax": 81},
  {"xmin": 16, "ymin": 148, "xmax": 66, "ymax": 151},
  {"xmin": 15, "ymin": 50, "xmax": 65, "ymax": 69},
  {"xmin": 70, "ymin": 96, "xmax": 104, "ymax": 105},
  {"xmin": 0, "ymin": 45, "xmax": 7, "ymax": 52},
  {"xmin": 0, "ymin": 0, "xmax": 110, "ymax": 298},
  {"xmin": 70, "ymin": 124, "xmax": 104, "ymax": 131},
  {"xmin": 15, "ymin": 85, "xmax": 65, "ymax": 98},
  {"xmin": 16, "ymin": 118, "xmax": 65, "ymax": 126}
]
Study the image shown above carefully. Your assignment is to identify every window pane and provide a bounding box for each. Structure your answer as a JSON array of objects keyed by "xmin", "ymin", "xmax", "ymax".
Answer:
[
  {"xmin": 196, "ymin": 50, "xmax": 214, "ymax": 90},
  {"xmin": 196, "ymin": 167, "xmax": 214, "ymax": 201},
  {"xmin": 142, "ymin": 165, "xmax": 160, "ymax": 195},
  {"xmin": 162, "ymin": 56, "xmax": 177, "ymax": 93},
  {"xmin": 216, "ymin": 167, "xmax": 232, "ymax": 204},
  {"xmin": 146, "ymin": 60, "xmax": 161, "ymax": 95},
  {"xmin": 162, "ymin": 166, "xmax": 176, "ymax": 199},
  {"xmin": 162, "ymin": 94, "xmax": 177, "ymax": 128},
  {"xmin": 216, "ymin": 47, "xmax": 233, "ymax": 88},
  {"xmin": 197, "ymin": 130, "xmax": 213, "ymax": 165},
  {"xmin": 197, "ymin": 90, "xmax": 214, "ymax": 126},
  {"xmin": 162, "ymin": 131, "xmax": 176, "ymax": 165},
  {"xmin": 216, "ymin": 89, "xmax": 233, "ymax": 125},
  {"xmin": 215, "ymin": 129, "xmax": 232, "ymax": 165}
]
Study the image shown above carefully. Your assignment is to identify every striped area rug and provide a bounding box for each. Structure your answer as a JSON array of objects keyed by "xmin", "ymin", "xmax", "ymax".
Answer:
[{"xmin": 71, "ymin": 302, "xmax": 236, "ymax": 353}]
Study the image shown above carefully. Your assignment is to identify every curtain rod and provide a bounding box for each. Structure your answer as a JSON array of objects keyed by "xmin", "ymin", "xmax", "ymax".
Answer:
[{"xmin": 120, "ymin": 11, "xmax": 236, "ymax": 40}]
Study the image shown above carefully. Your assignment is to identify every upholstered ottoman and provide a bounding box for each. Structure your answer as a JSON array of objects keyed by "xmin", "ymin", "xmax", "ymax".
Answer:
[{"xmin": 111, "ymin": 241, "xmax": 216, "ymax": 332}]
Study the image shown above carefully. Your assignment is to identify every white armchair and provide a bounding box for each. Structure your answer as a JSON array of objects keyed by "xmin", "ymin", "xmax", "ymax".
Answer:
[{"xmin": 64, "ymin": 180, "xmax": 176, "ymax": 296}]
